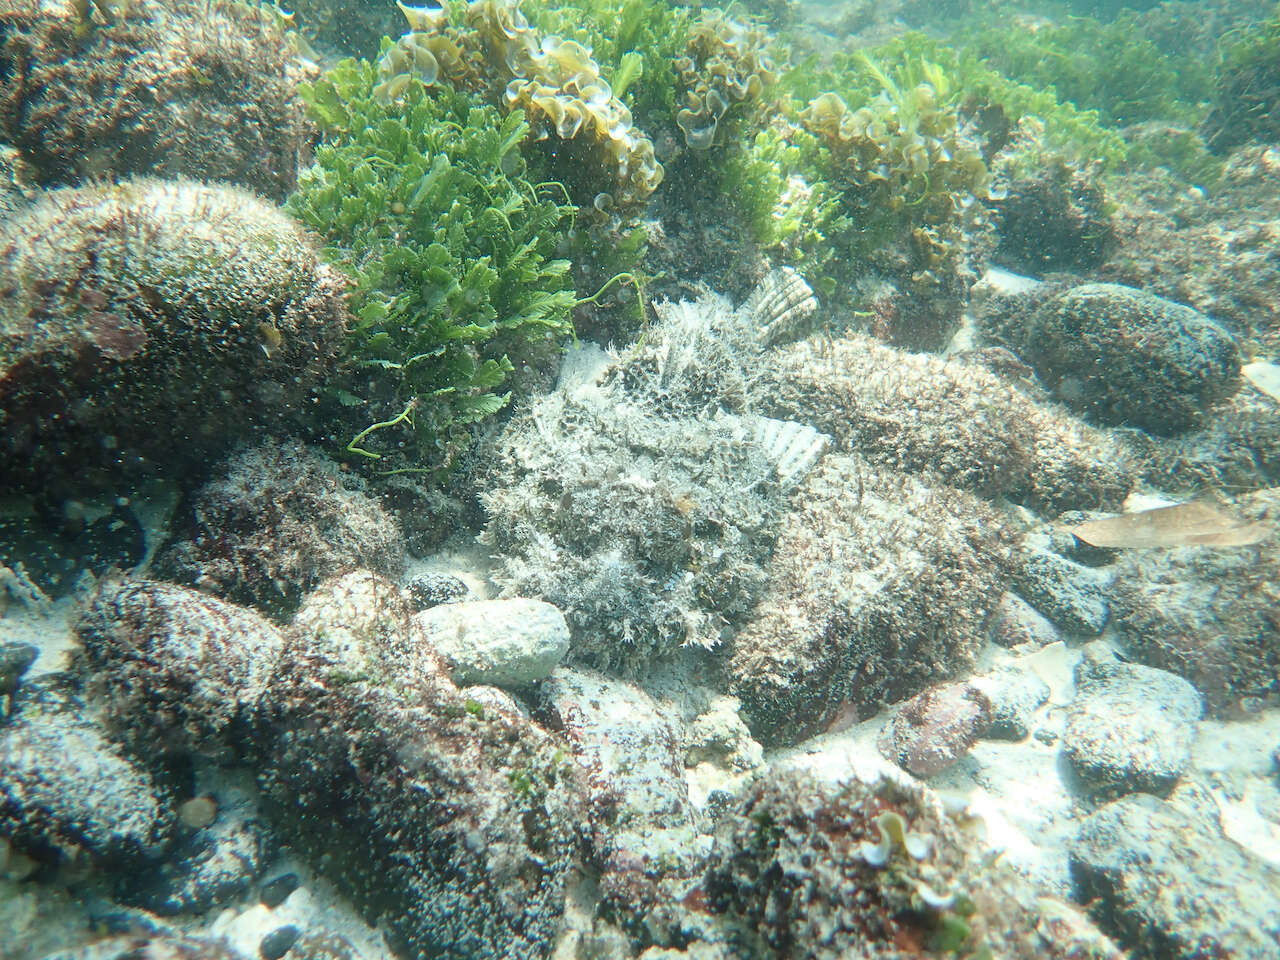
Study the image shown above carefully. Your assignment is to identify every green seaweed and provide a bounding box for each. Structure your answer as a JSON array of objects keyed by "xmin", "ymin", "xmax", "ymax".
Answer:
[
  {"xmin": 289, "ymin": 61, "xmax": 575, "ymax": 473},
  {"xmin": 950, "ymin": 13, "xmax": 1211, "ymax": 129}
]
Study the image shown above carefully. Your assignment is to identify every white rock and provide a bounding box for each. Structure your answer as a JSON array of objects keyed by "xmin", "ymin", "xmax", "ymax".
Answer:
[{"xmin": 414, "ymin": 597, "xmax": 569, "ymax": 688}]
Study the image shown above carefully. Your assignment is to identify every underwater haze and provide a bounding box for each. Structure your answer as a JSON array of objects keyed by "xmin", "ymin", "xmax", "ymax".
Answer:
[{"xmin": 3, "ymin": 0, "xmax": 1280, "ymax": 957}]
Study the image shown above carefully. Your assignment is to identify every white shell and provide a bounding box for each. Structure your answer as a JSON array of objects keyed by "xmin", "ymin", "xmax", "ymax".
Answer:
[
  {"xmin": 752, "ymin": 416, "xmax": 829, "ymax": 489},
  {"xmin": 743, "ymin": 267, "xmax": 818, "ymax": 346}
]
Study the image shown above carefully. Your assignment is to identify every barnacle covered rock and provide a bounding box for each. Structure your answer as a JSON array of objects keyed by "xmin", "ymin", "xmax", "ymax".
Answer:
[
  {"xmin": 75, "ymin": 579, "xmax": 286, "ymax": 758},
  {"xmin": 0, "ymin": 0, "xmax": 307, "ymax": 198},
  {"xmin": 0, "ymin": 178, "xmax": 346, "ymax": 496},
  {"xmin": 674, "ymin": 8, "xmax": 778, "ymax": 150},
  {"xmin": 158, "ymin": 441, "xmax": 406, "ymax": 618}
]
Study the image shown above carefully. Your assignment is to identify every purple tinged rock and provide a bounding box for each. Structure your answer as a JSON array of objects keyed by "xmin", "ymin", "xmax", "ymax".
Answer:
[
  {"xmin": 75, "ymin": 579, "xmax": 286, "ymax": 757},
  {"xmin": 878, "ymin": 681, "xmax": 990, "ymax": 778}
]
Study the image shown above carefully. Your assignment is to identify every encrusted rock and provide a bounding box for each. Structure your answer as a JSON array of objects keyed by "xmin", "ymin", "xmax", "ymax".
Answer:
[
  {"xmin": 75, "ymin": 579, "xmax": 286, "ymax": 758},
  {"xmin": 539, "ymin": 667, "xmax": 701, "ymax": 869},
  {"xmin": 405, "ymin": 572, "xmax": 470, "ymax": 610},
  {"xmin": 758, "ymin": 331, "xmax": 1135, "ymax": 513},
  {"xmin": 878, "ymin": 681, "xmax": 989, "ymax": 778},
  {"xmin": 1027, "ymin": 283, "xmax": 1241, "ymax": 435},
  {"xmin": 158, "ymin": 442, "xmax": 405, "ymax": 618},
  {"xmin": 0, "ymin": 180, "xmax": 346, "ymax": 496},
  {"xmin": 1109, "ymin": 488, "xmax": 1280, "ymax": 712},
  {"xmin": 1070, "ymin": 789, "xmax": 1280, "ymax": 958},
  {"xmin": 0, "ymin": 0, "xmax": 306, "ymax": 198},
  {"xmin": 1015, "ymin": 546, "xmax": 1114, "ymax": 635},
  {"xmin": 0, "ymin": 676, "xmax": 173, "ymax": 866},
  {"xmin": 0, "ymin": 639, "xmax": 38, "ymax": 695},
  {"xmin": 728, "ymin": 454, "xmax": 1011, "ymax": 747},
  {"xmin": 414, "ymin": 597, "xmax": 570, "ymax": 688},
  {"xmin": 254, "ymin": 574, "xmax": 594, "ymax": 960},
  {"xmin": 702, "ymin": 770, "xmax": 1116, "ymax": 960},
  {"xmin": 993, "ymin": 162, "xmax": 1115, "ymax": 276},
  {"xmin": 685, "ymin": 696, "xmax": 764, "ymax": 774},
  {"xmin": 1062, "ymin": 647, "xmax": 1202, "ymax": 799},
  {"xmin": 124, "ymin": 780, "xmax": 273, "ymax": 916}
]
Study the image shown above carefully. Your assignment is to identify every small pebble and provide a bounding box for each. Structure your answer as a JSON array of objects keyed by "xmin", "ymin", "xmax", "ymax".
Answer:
[
  {"xmin": 260, "ymin": 872, "xmax": 301, "ymax": 909},
  {"xmin": 178, "ymin": 795, "xmax": 219, "ymax": 830},
  {"xmin": 260, "ymin": 924, "xmax": 301, "ymax": 960}
]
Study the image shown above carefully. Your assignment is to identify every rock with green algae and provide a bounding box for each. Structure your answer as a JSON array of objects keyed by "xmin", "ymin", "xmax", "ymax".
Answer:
[
  {"xmin": 695, "ymin": 770, "xmax": 1122, "ymax": 960},
  {"xmin": 0, "ymin": 178, "xmax": 346, "ymax": 496},
  {"xmin": 253, "ymin": 570, "xmax": 601, "ymax": 960},
  {"xmin": 0, "ymin": 0, "xmax": 308, "ymax": 198}
]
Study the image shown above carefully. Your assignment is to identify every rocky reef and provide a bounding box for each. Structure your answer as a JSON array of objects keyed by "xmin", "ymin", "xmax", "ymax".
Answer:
[
  {"xmin": 0, "ymin": 178, "xmax": 346, "ymax": 497},
  {"xmin": 0, "ymin": 0, "xmax": 308, "ymax": 198}
]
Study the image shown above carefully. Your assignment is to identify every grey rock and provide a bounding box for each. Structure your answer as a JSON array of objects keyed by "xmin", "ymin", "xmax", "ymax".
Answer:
[
  {"xmin": 259, "ymin": 873, "xmax": 300, "ymax": 909},
  {"xmin": 538, "ymin": 667, "xmax": 703, "ymax": 869},
  {"xmin": 971, "ymin": 666, "xmax": 1050, "ymax": 741},
  {"xmin": 413, "ymin": 597, "xmax": 570, "ymax": 688},
  {"xmin": 1070, "ymin": 791, "xmax": 1280, "ymax": 959},
  {"xmin": 1028, "ymin": 282, "xmax": 1241, "ymax": 434},
  {"xmin": 1016, "ymin": 546, "xmax": 1114, "ymax": 634},
  {"xmin": 1062, "ymin": 649, "xmax": 1202, "ymax": 798},
  {"xmin": 258, "ymin": 926, "xmax": 299, "ymax": 960},
  {"xmin": 0, "ymin": 677, "xmax": 173, "ymax": 863},
  {"xmin": 0, "ymin": 640, "xmax": 38, "ymax": 694},
  {"xmin": 1109, "ymin": 495, "xmax": 1280, "ymax": 712},
  {"xmin": 405, "ymin": 572, "xmax": 469, "ymax": 610},
  {"xmin": 987, "ymin": 590, "xmax": 1062, "ymax": 648}
]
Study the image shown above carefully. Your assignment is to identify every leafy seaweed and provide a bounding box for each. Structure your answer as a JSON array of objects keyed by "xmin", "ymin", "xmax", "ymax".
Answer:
[{"xmin": 289, "ymin": 60, "xmax": 575, "ymax": 472}]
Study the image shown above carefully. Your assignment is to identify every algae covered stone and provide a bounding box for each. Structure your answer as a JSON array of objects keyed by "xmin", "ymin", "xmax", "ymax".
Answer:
[
  {"xmin": 75, "ymin": 579, "xmax": 287, "ymax": 758},
  {"xmin": 0, "ymin": 178, "xmax": 345, "ymax": 495},
  {"xmin": 1027, "ymin": 283, "xmax": 1240, "ymax": 434},
  {"xmin": 0, "ymin": 0, "xmax": 307, "ymax": 198}
]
